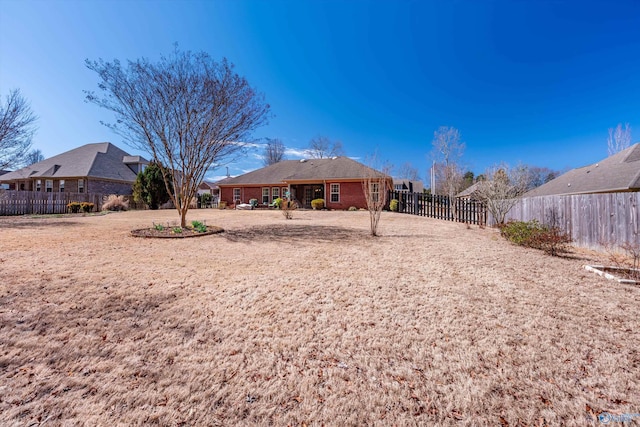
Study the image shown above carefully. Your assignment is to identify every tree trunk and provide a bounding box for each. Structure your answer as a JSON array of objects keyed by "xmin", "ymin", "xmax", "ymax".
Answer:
[{"xmin": 180, "ymin": 205, "xmax": 188, "ymax": 228}]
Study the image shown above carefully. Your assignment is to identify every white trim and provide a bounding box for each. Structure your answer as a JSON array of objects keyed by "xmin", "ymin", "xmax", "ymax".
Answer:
[{"xmin": 330, "ymin": 183, "xmax": 340, "ymax": 203}]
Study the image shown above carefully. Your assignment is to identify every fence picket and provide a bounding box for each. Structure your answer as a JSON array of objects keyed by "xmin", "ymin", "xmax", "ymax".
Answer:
[
  {"xmin": 388, "ymin": 190, "xmax": 486, "ymax": 225},
  {"xmin": 0, "ymin": 191, "xmax": 104, "ymax": 216},
  {"xmin": 498, "ymin": 192, "xmax": 640, "ymax": 250}
]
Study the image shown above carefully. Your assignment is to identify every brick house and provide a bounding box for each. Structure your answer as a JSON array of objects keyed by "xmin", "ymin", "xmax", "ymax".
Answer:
[
  {"xmin": 0, "ymin": 142, "xmax": 148, "ymax": 194},
  {"xmin": 217, "ymin": 157, "xmax": 391, "ymax": 209}
]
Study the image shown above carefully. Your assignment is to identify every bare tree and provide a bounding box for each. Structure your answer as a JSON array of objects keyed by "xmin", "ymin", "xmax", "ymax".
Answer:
[
  {"xmin": 262, "ymin": 138, "xmax": 285, "ymax": 166},
  {"xmin": 396, "ymin": 161, "xmax": 420, "ymax": 181},
  {"xmin": 475, "ymin": 164, "xmax": 531, "ymax": 225},
  {"xmin": 307, "ymin": 135, "xmax": 344, "ymax": 159},
  {"xmin": 524, "ymin": 165, "xmax": 560, "ymax": 190},
  {"xmin": 86, "ymin": 48, "xmax": 270, "ymax": 227},
  {"xmin": 362, "ymin": 158, "xmax": 391, "ymax": 236},
  {"xmin": 0, "ymin": 89, "xmax": 38, "ymax": 169},
  {"xmin": 607, "ymin": 123, "xmax": 632, "ymax": 156},
  {"xmin": 23, "ymin": 148, "xmax": 44, "ymax": 166},
  {"xmin": 430, "ymin": 126, "xmax": 465, "ymax": 218}
]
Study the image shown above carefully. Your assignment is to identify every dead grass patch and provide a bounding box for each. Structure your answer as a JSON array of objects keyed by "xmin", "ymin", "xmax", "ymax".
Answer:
[
  {"xmin": 0, "ymin": 209, "xmax": 638, "ymax": 426},
  {"xmin": 224, "ymin": 224, "xmax": 366, "ymax": 243}
]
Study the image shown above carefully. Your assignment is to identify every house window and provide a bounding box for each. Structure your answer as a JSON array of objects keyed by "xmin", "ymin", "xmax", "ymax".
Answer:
[
  {"xmin": 78, "ymin": 179, "xmax": 84, "ymax": 193},
  {"xmin": 370, "ymin": 182, "xmax": 380, "ymax": 202},
  {"xmin": 262, "ymin": 187, "xmax": 270, "ymax": 204},
  {"xmin": 59, "ymin": 180, "xmax": 65, "ymax": 192},
  {"xmin": 45, "ymin": 180, "xmax": 53, "ymax": 192},
  {"xmin": 394, "ymin": 184, "xmax": 403, "ymax": 191},
  {"xmin": 36, "ymin": 180, "xmax": 41, "ymax": 191},
  {"xmin": 282, "ymin": 187, "xmax": 288, "ymax": 198},
  {"xmin": 330, "ymin": 183, "xmax": 340, "ymax": 203},
  {"xmin": 272, "ymin": 187, "xmax": 279, "ymax": 201},
  {"xmin": 233, "ymin": 188, "xmax": 241, "ymax": 202}
]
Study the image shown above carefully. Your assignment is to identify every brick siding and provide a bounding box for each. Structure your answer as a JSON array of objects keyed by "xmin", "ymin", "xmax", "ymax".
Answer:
[
  {"xmin": 220, "ymin": 180, "xmax": 371, "ymax": 210},
  {"xmin": 87, "ymin": 179, "xmax": 133, "ymax": 195}
]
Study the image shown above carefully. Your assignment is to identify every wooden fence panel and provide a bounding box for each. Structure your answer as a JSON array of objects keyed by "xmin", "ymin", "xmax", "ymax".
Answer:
[
  {"xmin": 0, "ymin": 191, "xmax": 105, "ymax": 216},
  {"xmin": 388, "ymin": 190, "xmax": 486, "ymax": 225},
  {"xmin": 501, "ymin": 192, "xmax": 640, "ymax": 250}
]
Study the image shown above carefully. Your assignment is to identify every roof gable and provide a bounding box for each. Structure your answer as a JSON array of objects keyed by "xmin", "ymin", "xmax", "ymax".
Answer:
[
  {"xmin": 218, "ymin": 157, "xmax": 389, "ymax": 186},
  {"xmin": 0, "ymin": 142, "xmax": 146, "ymax": 183},
  {"xmin": 525, "ymin": 143, "xmax": 640, "ymax": 197}
]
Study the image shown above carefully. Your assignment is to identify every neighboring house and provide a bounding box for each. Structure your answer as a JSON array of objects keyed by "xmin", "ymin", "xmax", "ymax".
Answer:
[
  {"xmin": 0, "ymin": 170, "xmax": 9, "ymax": 189},
  {"xmin": 197, "ymin": 181, "xmax": 219, "ymax": 198},
  {"xmin": 524, "ymin": 143, "xmax": 640, "ymax": 197},
  {"xmin": 217, "ymin": 157, "xmax": 391, "ymax": 209},
  {"xmin": 456, "ymin": 181, "xmax": 482, "ymax": 199},
  {"xmin": 393, "ymin": 179, "xmax": 424, "ymax": 194},
  {"xmin": 0, "ymin": 142, "xmax": 148, "ymax": 194}
]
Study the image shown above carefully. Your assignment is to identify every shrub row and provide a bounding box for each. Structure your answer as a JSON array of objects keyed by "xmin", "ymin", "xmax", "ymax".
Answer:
[
  {"xmin": 67, "ymin": 202, "xmax": 94, "ymax": 213},
  {"xmin": 500, "ymin": 220, "xmax": 572, "ymax": 256},
  {"xmin": 311, "ymin": 198, "xmax": 324, "ymax": 210}
]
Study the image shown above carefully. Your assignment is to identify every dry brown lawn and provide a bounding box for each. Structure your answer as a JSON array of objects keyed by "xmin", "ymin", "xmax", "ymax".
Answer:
[{"xmin": 0, "ymin": 209, "xmax": 638, "ymax": 426}]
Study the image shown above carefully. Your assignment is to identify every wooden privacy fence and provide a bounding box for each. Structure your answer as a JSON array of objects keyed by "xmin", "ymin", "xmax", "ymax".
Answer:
[
  {"xmin": 0, "ymin": 191, "xmax": 104, "ymax": 216},
  {"xmin": 389, "ymin": 190, "xmax": 487, "ymax": 225},
  {"xmin": 501, "ymin": 192, "xmax": 639, "ymax": 250}
]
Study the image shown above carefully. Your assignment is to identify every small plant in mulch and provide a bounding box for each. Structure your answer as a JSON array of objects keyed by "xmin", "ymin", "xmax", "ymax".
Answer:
[
  {"xmin": 131, "ymin": 221, "xmax": 224, "ymax": 238},
  {"xmin": 191, "ymin": 220, "xmax": 207, "ymax": 233}
]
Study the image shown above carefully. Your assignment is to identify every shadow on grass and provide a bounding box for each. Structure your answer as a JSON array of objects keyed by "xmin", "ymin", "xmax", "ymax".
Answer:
[
  {"xmin": 224, "ymin": 224, "xmax": 367, "ymax": 243},
  {"xmin": 553, "ymin": 252, "xmax": 592, "ymax": 262},
  {"xmin": 381, "ymin": 233, "xmax": 440, "ymax": 239},
  {"xmin": 0, "ymin": 218, "xmax": 83, "ymax": 229}
]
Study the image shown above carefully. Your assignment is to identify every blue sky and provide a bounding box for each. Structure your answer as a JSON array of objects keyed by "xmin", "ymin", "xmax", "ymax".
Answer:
[{"xmin": 1, "ymin": 0, "xmax": 639, "ymax": 183}]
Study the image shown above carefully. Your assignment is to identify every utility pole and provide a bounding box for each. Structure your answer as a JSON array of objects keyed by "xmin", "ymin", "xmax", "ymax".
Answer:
[{"xmin": 430, "ymin": 160, "xmax": 436, "ymax": 194}]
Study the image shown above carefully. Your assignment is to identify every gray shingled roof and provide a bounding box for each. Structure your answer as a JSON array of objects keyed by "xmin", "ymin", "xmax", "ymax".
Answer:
[
  {"xmin": 218, "ymin": 157, "xmax": 388, "ymax": 185},
  {"xmin": 524, "ymin": 143, "xmax": 640, "ymax": 197},
  {"xmin": 456, "ymin": 181, "xmax": 482, "ymax": 198},
  {"xmin": 0, "ymin": 142, "xmax": 146, "ymax": 182}
]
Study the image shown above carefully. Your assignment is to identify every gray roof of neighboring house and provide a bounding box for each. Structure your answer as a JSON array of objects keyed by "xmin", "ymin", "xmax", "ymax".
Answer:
[
  {"xmin": 456, "ymin": 181, "xmax": 482, "ymax": 198},
  {"xmin": 0, "ymin": 142, "xmax": 147, "ymax": 183},
  {"xmin": 392, "ymin": 178, "xmax": 424, "ymax": 193},
  {"xmin": 218, "ymin": 157, "xmax": 389, "ymax": 185},
  {"xmin": 122, "ymin": 155, "xmax": 148, "ymax": 164},
  {"xmin": 199, "ymin": 180, "xmax": 222, "ymax": 190},
  {"xmin": 524, "ymin": 143, "xmax": 640, "ymax": 197}
]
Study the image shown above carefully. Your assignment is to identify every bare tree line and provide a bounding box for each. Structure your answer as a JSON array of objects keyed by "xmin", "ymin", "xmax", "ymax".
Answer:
[{"xmin": 0, "ymin": 89, "xmax": 38, "ymax": 170}]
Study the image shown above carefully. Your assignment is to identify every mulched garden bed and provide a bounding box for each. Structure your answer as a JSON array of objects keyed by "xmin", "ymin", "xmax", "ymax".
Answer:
[
  {"xmin": 584, "ymin": 265, "xmax": 640, "ymax": 285},
  {"xmin": 130, "ymin": 225, "xmax": 224, "ymax": 238}
]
